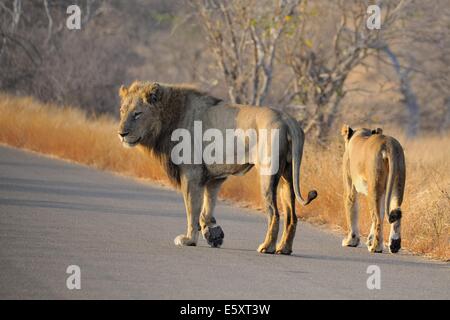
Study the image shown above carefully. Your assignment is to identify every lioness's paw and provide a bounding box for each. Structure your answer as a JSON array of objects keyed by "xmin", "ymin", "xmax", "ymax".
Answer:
[
  {"xmin": 202, "ymin": 225, "xmax": 224, "ymax": 248},
  {"xmin": 389, "ymin": 238, "xmax": 401, "ymax": 253},
  {"xmin": 368, "ymin": 243, "xmax": 383, "ymax": 253},
  {"xmin": 174, "ymin": 234, "xmax": 196, "ymax": 247},
  {"xmin": 342, "ymin": 234, "xmax": 360, "ymax": 247},
  {"xmin": 257, "ymin": 243, "xmax": 276, "ymax": 254}
]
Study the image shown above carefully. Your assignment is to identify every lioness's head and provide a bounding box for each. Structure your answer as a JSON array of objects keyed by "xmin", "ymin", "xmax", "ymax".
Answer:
[
  {"xmin": 118, "ymin": 81, "xmax": 164, "ymax": 148},
  {"xmin": 341, "ymin": 124, "xmax": 383, "ymax": 146}
]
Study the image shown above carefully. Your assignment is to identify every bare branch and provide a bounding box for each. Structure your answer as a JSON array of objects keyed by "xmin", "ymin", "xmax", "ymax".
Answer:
[{"xmin": 43, "ymin": 0, "xmax": 53, "ymax": 45}]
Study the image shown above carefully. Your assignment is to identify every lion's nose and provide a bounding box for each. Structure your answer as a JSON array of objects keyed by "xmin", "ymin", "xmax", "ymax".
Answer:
[{"xmin": 118, "ymin": 131, "xmax": 129, "ymax": 138}]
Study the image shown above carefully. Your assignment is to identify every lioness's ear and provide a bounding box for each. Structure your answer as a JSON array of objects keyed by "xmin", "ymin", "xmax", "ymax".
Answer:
[
  {"xmin": 371, "ymin": 127, "xmax": 383, "ymax": 135},
  {"xmin": 119, "ymin": 85, "xmax": 128, "ymax": 98},
  {"xmin": 341, "ymin": 124, "xmax": 354, "ymax": 141},
  {"xmin": 142, "ymin": 83, "xmax": 160, "ymax": 105}
]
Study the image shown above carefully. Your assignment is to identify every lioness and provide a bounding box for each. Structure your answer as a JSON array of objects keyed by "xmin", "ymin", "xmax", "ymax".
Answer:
[
  {"xmin": 118, "ymin": 81, "xmax": 317, "ymax": 254},
  {"xmin": 341, "ymin": 125, "xmax": 406, "ymax": 253}
]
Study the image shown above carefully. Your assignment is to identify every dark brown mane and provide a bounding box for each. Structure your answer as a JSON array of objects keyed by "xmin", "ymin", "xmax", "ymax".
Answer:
[{"xmin": 131, "ymin": 82, "xmax": 222, "ymax": 187}]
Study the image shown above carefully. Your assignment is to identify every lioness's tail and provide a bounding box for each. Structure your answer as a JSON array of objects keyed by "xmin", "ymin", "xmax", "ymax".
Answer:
[
  {"xmin": 283, "ymin": 115, "xmax": 317, "ymax": 206},
  {"xmin": 383, "ymin": 140, "xmax": 406, "ymax": 223}
]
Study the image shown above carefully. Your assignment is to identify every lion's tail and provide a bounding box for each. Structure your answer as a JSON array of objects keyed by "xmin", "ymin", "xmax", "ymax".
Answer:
[
  {"xmin": 284, "ymin": 115, "xmax": 317, "ymax": 206},
  {"xmin": 383, "ymin": 141, "xmax": 405, "ymax": 224}
]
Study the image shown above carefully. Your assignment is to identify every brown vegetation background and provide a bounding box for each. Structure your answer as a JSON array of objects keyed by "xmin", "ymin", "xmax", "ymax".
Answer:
[{"xmin": 1, "ymin": 1, "xmax": 449, "ymax": 135}]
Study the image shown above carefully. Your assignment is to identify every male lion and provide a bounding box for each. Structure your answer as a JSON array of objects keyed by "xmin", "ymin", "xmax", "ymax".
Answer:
[
  {"xmin": 341, "ymin": 125, "xmax": 406, "ymax": 253},
  {"xmin": 117, "ymin": 81, "xmax": 317, "ymax": 254}
]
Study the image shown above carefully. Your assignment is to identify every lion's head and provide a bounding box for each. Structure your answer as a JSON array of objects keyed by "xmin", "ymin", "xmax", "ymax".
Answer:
[
  {"xmin": 340, "ymin": 124, "xmax": 383, "ymax": 147},
  {"xmin": 118, "ymin": 81, "xmax": 222, "ymax": 150},
  {"xmin": 117, "ymin": 81, "xmax": 221, "ymax": 186},
  {"xmin": 117, "ymin": 81, "xmax": 165, "ymax": 148}
]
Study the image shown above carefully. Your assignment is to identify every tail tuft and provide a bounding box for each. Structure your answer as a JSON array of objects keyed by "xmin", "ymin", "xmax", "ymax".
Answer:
[
  {"xmin": 305, "ymin": 190, "xmax": 318, "ymax": 205},
  {"xmin": 388, "ymin": 208, "xmax": 402, "ymax": 223}
]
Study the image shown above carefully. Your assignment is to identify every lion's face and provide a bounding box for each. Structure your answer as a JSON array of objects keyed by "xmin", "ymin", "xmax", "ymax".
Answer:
[{"xmin": 117, "ymin": 83, "xmax": 162, "ymax": 148}]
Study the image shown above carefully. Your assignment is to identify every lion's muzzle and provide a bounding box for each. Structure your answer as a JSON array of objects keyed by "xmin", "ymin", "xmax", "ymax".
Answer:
[
  {"xmin": 118, "ymin": 131, "xmax": 141, "ymax": 148},
  {"xmin": 118, "ymin": 131, "xmax": 130, "ymax": 138}
]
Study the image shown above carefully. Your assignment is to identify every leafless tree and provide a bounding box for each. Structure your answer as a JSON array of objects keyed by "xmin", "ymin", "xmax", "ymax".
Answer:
[
  {"xmin": 281, "ymin": 0, "xmax": 414, "ymax": 139},
  {"xmin": 1, "ymin": 0, "xmax": 447, "ymax": 136},
  {"xmin": 0, "ymin": 0, "xmax": 146, "ymax": 113},
  {"xmin": 393, "ymin": 0, "xmax": 450, "ymax": 133},
  {"xmin": 191, "ymin": 0, "xmax": 302, "ymax": 105}
]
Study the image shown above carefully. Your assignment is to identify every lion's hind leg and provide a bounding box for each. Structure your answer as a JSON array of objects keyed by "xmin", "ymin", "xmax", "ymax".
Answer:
[
  {"xmin": 200, "ymin": 178, "xmax": 225, "ymax": 248},
  {"xmin": 275, "ymin": 169, "xmax": 297, "ymax": 255},
  {"xmin": 257, "ymin": 173, "xmax": 281, "ymax": 254}
]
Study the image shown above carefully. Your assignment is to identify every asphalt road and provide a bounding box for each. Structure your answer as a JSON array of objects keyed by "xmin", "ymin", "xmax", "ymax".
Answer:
[{"xmin": 0, "ymin": 146, "xmax": 448, "ymax": 299}]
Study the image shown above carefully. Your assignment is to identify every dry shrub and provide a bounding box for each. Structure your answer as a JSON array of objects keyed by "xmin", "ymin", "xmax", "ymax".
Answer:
[
  {"xmin": 0, "ymin": 93, "xmax": 448, "ymax": 260},
  {"xmin": 401, "ymin": 136, "xmax": 450, "ymax": 259},
  {"xmin": 0, "ymin": 94, "xmax": 168, "ymax": 184}
]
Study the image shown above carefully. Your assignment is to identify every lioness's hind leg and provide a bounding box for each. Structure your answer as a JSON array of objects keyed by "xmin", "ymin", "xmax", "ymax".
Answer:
[
  {"xmin": 367, "ymin": 191, "xmax": 384, "ymax": 253},
  {"xmin": 388, "ymin": 215, "xmax": 402, "ymax": 253},
  {"xmin": 276, "ymin": 172, "xmax": 297, "ymax": 255},
  {"xmin": 367, "ymin": 194, "xmax": 384, "ymax": 248},
  {"xmin": 200, "ymin": 178, "xmax": 225, "ymax": 248}
]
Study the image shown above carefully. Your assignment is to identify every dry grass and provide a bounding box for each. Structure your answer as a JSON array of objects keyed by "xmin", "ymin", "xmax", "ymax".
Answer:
[{"xmin": 0, "ymin": 93, "xmax": 448, "ymax": 260}]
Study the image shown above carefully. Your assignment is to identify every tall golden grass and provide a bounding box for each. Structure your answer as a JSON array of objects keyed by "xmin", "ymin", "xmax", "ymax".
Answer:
[{"xmin": 0, "ymin": 93, "xmax": 448, "ymax": 260}]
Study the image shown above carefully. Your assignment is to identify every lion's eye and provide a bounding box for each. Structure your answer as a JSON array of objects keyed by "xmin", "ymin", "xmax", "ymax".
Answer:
[{"xmin": 133, "ymin": 111, "xmax": 143, "ymax": 120}]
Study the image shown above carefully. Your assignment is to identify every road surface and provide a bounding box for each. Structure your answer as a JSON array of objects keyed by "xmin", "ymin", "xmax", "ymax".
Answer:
[{"xmin": 0, "ymin": 146, "xmax": 448, "ymax": 299}]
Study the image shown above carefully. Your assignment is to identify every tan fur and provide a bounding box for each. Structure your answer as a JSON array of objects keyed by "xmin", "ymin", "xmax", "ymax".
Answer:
[
  {"xmin": 118, "ymin": 81, "xmax": 317, "ymax": 254},
  {"xmin": 340, "ymin": 125, "xmax": 406, "ymax": 253}
]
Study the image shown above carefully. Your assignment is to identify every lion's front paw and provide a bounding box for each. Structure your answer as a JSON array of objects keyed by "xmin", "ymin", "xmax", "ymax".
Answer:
[
  {"xmin": 342, "ymin": 233, "xmax": 360, "ymax": 247},
  {"xmin": 174, "ymin": 234, "xmax": 197, "ymax": 247},
  {"xmin": 202, "ymin": 225, "xmax": 224, "ymax": 248},
  {"xmin": 257, "ymin": 243, "xmax": 276, "ymax": 254}
]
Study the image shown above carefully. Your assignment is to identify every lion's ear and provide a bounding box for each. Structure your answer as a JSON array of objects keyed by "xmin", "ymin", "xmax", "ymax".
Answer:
[
  {"xmin": 142, "ymin": 83, "xmax": 160, "ymax": 105},
  {"xmin": 119, "ymin": 85, "xmax": 128, "ymax": 98},
  {"xmin": 341, "ymin": 124, "xmax": 354, "ymax": 141},
  {"xmin": 371, "ymin": 127, "xmax": 383, "ymax": 135}
]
